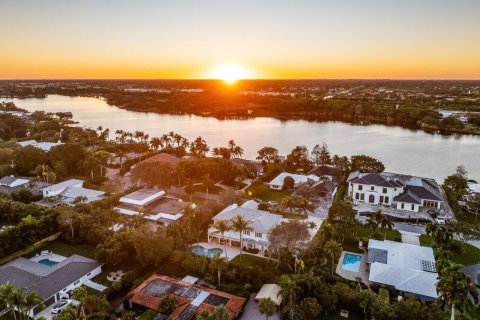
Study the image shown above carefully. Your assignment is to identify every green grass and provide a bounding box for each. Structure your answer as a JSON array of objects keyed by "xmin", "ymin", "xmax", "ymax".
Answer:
[
  {"xmin": 248, "ymin": 189, "xmax": 290, "ymax": 202},
  {"xmin": 355, "ymin": 226, "xmax": 401, "ymax": 242},
  {"xmin": 451, "ymin": 243, "xmax": 480, "ymax": 266},
  {"xmin": 419, "ymin": 234, "xmax": 433, "ymax": 247},
  {"xmin": 25, "ymin": 240, "xmax": 96, "ymax": 259}
]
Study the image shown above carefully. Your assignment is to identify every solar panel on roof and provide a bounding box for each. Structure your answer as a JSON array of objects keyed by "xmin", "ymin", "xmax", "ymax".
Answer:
[{"xmin": 420, "ymin": 260, "xmax": 437, "ymax": 272}]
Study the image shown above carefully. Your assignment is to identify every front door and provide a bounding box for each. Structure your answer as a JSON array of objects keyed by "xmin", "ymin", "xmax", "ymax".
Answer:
[{"xmin": 369, "ymin": 194, "xmax": 375, "ymax": 203}]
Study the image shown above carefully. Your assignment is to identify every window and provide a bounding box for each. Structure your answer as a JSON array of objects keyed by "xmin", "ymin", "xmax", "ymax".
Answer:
[
  {"xmin": 358, "ymin": 185, "xmax": 363, "ymax": 191},
  {"xmin": 255, "ymin": 232, "xmax": 262, "ymax": 238},
  {"xmin": 379, "ymin": 196, "xmax": 384, "ymax": 203},
  {"xmin": 243, "ymin": 230, "xmax": 251, "ymax": 236},
  {"xmin": 370, "ymin": 186, "xmax": 375, "ymax": 191},
  {"xmin": 360, "ymin": 194, "xmax": 365, "ymax": 201},
  {"xmin": 401, "ymin": 203, "xmax": 404, "ymax": 209},
  {"xmin": 383, "ymin": 188, "xmax": 387, "ymax": 194},
  {"xmin": 411, "ymin": 204, "xmax": 415, "ymax": 210},
  {"xmin": 355, "ymin": 193, "xmax": 360, "ymax": 200},
  {"xmin": 423, "ymin": 200, "xmax": 438, "ymax": 208},
  {"xmin": 385, "ymin": 197, "xmax": 389, "ymax": 203}
]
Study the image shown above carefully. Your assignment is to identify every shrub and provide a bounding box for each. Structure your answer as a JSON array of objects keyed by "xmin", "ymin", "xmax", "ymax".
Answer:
[
  {"xmin": 111, "ymin": 280, "xmax": 122, "ymax": 292},
  {"xmin": 131, "ymin": 278, "xmax": 145, "ymax": 290},
  {"xmin": 122, "ymin": 270, "xmax": 138, "ymax": 288},
  {"xmin": 138, "ymin": 309, "xmax": 158, "ymax": 320}
]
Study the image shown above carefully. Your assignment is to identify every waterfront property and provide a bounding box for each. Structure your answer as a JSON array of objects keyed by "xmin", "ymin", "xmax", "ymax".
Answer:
[
  {"xmin": 0, "ymin": 175, "xmax": 31, "ymax": 193},
  {"xmin": 347, "ymin": 172, "xmax": 444, "ymax": 213},
  {"xmin": 125, "ymin": 274, "xmax": 246, "ymax": 320},
  {"xmin": 38, "ymin": 179, "xmax": 105, "ymax": 207},
  {"xmin": 367, "ymin": 239, "xmax": 438, "ymax": 301},
  {"xmin": 268, "ymin": 172, "xmax": 320, "ymax": 190},
  {"xmin": 208, "ymin": 200, "xmax": 283, "ymax": 252},
  {"xmin": 307, "ymin": 165, "xmax": 338, "ymax": 182},
  {"xmin": 18, "ymin": 139, "xmax": 63, "ymax": 152},
  {"xmin": 0, "ymin": 252, "xmax": 102, "ymax": 317},
  {"xmin": 231, "ymin": 158, "xmax": 264, "ymax": 178},
  {"xmin": 115, "ymin": 188, "xmax": 186, "ymax": 225}
]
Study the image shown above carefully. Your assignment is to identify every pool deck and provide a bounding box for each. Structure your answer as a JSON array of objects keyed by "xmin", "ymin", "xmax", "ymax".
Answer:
[
  {"xmin": 30, "ymin": 251, "xmax": 67, "ymax": 263},
  {"xmin": 193, "ymin": 242, "xmax": 271, "ymax": 262},
  {"xmin": 336, "ymin": 251, "xmax": 371, "ymax": 285}
]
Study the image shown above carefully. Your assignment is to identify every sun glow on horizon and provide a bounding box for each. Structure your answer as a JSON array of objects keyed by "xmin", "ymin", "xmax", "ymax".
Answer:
[{"xmin": 207, "ymin": 63, "xmax": 252, "ymax": 84}]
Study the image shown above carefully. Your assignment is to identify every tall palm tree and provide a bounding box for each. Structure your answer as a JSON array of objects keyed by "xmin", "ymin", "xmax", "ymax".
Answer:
[
  {"xmin": 294, "ymin": 197, "xmax": 315, "ymax": 217},
  {"xmin": 209, "ymin": 255, "xmax": 227, "ymax": 287},
  {"xmin": 278, "ymin": 275, "xmax": 299, "ymax": 320},
  {"xmin": 378, "ymin": 214, "xmax": 394, "ymax": 239},
  {"xmin": 230, "ymin": 215, "xmax": 253, "ymax": 263},
  {"xmin": 150, "ymin": 137, "xmax": 161, "ymax": 150},
  {"xmin": 279, "ymin": 196, "xmax": 297, "ymax": 214},
  {"xmin": 437, "ymin": 262, "xmax": 479, "ymax": 320},
  {"xmin": 210, "ymin": 219, "xmax": 232, "ymax": 259},
  {"xmin": 19, "ymin": 291, "xmax": 44, "ymax": 320},
  {"xmin": 259, "ymin": 297, "xmax": 277, "ymax": 320},
  {"xmin": 324, "ymin": 239, "xmax": 342, "ymax": 276},
  {"xmin": 0, "ymin": 283, "xmax": 19, "ymax": 320}
]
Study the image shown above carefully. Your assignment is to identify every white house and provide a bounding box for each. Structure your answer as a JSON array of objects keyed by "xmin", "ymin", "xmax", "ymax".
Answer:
[
  {"xmin": 367, "ymin": 239, "xmax": 438, "ymax": 301},
  {"xmin": 115, "ymin": 188, "xmax": 185, "ymax": 226},
  {"xmin": 347, "ymin": 172, "xmax": 444, "ymax": 213},
  {"xmin": 208, "ymin": 200, "xmax": 284, "ymax": 251},
  {"xmin": 0, "ymin": 252, "xmax": 102, "ymax": 317},
  {"xmin": 40, "ymin": 179, "xmax": 105, "ymax": 206},
  {"xmin": 268, "ymin": 172, "xmax": 320, "ymax": 190},
  {"xmin": 18, "ymin": 140, "xmax": 63, "ymax": 152},
  {"xmin": 0, "ymin": 175, "xmax": 30, "ymax": 192}
]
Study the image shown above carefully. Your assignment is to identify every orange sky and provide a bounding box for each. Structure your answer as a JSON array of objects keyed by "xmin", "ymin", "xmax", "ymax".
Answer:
[{"xmin": 1, "ymin": 0, "xmax": 479, "ymax": 79}]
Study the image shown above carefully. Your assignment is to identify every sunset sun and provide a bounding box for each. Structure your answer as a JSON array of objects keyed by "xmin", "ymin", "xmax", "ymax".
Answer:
[{"xmin": 208, "ymin": 63, "xmax": 251, "ymax": 84}]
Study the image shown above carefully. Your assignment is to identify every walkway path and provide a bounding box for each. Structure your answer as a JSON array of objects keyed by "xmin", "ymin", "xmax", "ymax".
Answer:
[{"xmin": 400, "ymin": 232, "xmax": 420, "ymax": 245}]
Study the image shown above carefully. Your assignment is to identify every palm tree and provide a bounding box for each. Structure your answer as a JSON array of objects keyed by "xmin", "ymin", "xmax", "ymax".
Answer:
[
  {"xmin": 150, "ymin": 137, "xmax": 161, "ymax": 150},
  {"xmin": 203, "ymin": 174, "xmax": 215, "ymax": 202},
  {"xmin": 278, "ymin": 275, "xmax": 299, "ymax": 320},
  {"xmin": 196, "ymin": 309, "xmax": 214, "ymax": 320},
  {"xmin": 228, "ymin": 140, "xmax": 244, "ymax": 158},
  {"xmin": 0, "ymin": 283, "xmax": 19, "ymax": 320},
  {"xmin": 230, "ymin": 215, "xmax": 253, "ymax": 263},
  {"xmin": 210, "ymin": 219, "xmax": 232, "ymax": 259},
  {"xmin": 259, "ymin": 297, "xmax": 276, "ymax": 320},
  {"xmin": 378, "ymin": 213, "xmax": 394, "ymax": 239},
  {"xmin": 437, "ymin": 262, "xmax": 479, "ymax": 320},
  {"xmin": 295, "ymin": 197, "xmax": 315, "ymax": 217},
  {"xmin": 365, "ymin": 214, "xmax": 378, "ymax": 236},
  {"xmin": 19, "ymin": 291, "xmax": 44, "ymax": 320},
  {"xmin": 279, "ymin": 196, "xmax": 297, "ymax": 214},
  {"xmin": 213, "ymin": 305, "xmax": 230, "ymax": 320},
  {"xmin": 324, "ymin": 239, "xmax": 342, "ymax": 276},
  {"xmin": 209, "ymin": 255, "xmax": 227, "ymax": 287},
  {"xmin": 158, "ymin": 295, "xmax": 178, "ymax": 316}
]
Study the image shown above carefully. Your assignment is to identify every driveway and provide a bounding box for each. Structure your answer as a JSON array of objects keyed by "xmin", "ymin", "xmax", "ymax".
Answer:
[
  {"xmin": 240, "ymin": 294, "xmax": 280, "ymax": 320},
  {"xmin": 393, "ymin": 223, "xmax": 426, "ymax": 235}
]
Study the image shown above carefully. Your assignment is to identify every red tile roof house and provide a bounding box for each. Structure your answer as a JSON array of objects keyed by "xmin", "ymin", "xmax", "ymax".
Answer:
[{"xmin": 125, "ymin": 274, "xmax": 246, "ymax": 320}]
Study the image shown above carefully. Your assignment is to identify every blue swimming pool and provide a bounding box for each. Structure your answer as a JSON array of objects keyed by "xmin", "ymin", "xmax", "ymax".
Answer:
[
  {"xmin": 191, "ymin": 245, "xmax": 223, "ymax": 258},
  {"xmin": 38, "ymin": 259, "xmax": 59, "ymax": 267},
  {"xmin": 341, "ymin": 253, "xmax": 362, "ymax": 272}
]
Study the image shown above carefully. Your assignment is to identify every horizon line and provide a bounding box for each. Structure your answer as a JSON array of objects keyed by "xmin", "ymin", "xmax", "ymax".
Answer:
[{"xmin": 1, "ymin": 78, "xmax": 480, "ymax": 81}]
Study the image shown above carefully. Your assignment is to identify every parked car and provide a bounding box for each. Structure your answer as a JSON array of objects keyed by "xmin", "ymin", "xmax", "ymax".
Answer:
[
  {"xmin": 435, "ymin": 216, "xmax": 446, "ymax": 225},
  {"xmin": 51, "ymin": 299, "xmax": 72, "ymax": 314}
]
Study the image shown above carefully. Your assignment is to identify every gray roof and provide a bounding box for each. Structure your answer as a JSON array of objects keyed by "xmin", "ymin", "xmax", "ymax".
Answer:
[
  {"xmin": 0, "ymin": 255, "xmax": 101, "ymax": 300},
  {"xmin": 213, "ymin": 204, "xmax": 283, "ymax": 234},
  {"xmin": 348, "ymin": 173, "xmax": 403, "ymax": 188},
  {"xmin": 0, "ymin": 176, "xmax": 18, "ymax": 185},
  {"xmin": 307, "ymin": 165, "xmax": 337, "ymax": 177}
]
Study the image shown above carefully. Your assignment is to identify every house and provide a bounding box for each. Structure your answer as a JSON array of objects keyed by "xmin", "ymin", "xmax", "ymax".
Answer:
[
  {"xmin": 268, "ymin": 172, "xmax": 320, "ymax": 190},
  {"xmin": 0, "ymin": 175, "xmax": 30, "ymax": 193},
  {"xmin": 125, "ymin": 274, "xmax": 246, "ymax": 320},
  {"xmin": 309, "ymin": 180, "xmax": 337, "ymax": 197},
  {"xmin": 39, "ymin": 179, "xmax": 105, "ymax": 206},
  {"xmin": 18, "ymin": 140, "xmax": 63, "ymax": 152},
  {"xmin": 468, "ymin": 180, "xmax": 480, "ymax": 195},
  {"xmin": 208, "ymin": 200, "xmax": 283, "ymax": 251},
  {"xmin": 367, "ymin": 239, "xmax": 438, "ymax": 301},
  {"xmin": 231, "ymin": 158, "xmax": 263, "ymax": 177},
  {"xmin": 255, "ymin": 284, "xmax": 282, "ymax": 306},
  {"xmin": 347, "ymin": 172, "xmax": 444, "ymax": 213},
  {"xmin": 0, "ymin": 252, "xmax": 102, "ymax": 317},
  {"xmin": 115, "ymin": 188, "xmax": 186, "ymax": 226},
  {"xmin": 307, "ymin": 165, "xmax": 338, "ymax": 181}
]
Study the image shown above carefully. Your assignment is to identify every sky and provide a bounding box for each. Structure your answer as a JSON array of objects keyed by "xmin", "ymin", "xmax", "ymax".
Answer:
[{"xmin": 1, "ymin": 0, "xmax": 480, "ymax": 80}]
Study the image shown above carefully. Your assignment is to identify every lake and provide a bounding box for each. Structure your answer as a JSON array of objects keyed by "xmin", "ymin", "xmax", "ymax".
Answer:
[{"xmin": 5, "ymin": 95, "xmax": 480, "ymax": 182}]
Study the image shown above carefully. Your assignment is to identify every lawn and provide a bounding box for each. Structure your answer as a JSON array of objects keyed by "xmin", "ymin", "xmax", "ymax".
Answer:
[
  {"xmin": 248, "ymin": 189, "xmax": 290, "ymax": 202},
  {"xmin": 25, "ymin": 240, "xmax": 96, "ymax": 259},
  {"xmin": 419, "ymin": 234, "xmax": 433, "ymax": 247},
  {"xmin": 355, "ymin": 226, "xmax": 401, "ymax": 242},
  {"xmin": 452, "ymin": 243, "xmax": 480, "ymax": 266}
]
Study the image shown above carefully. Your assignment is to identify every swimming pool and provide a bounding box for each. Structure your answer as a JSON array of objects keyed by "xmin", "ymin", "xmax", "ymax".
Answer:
[
  {"xmin": 191, "ymin": 245, "xmax": 223, "ymax": 258},
  {"xmin": 341, "ymin": 253, "xmax": 362, "ymax": 272},
  {"xmin": 38, "ymin": 259, "xmax": 59, "ymax": 267}
]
